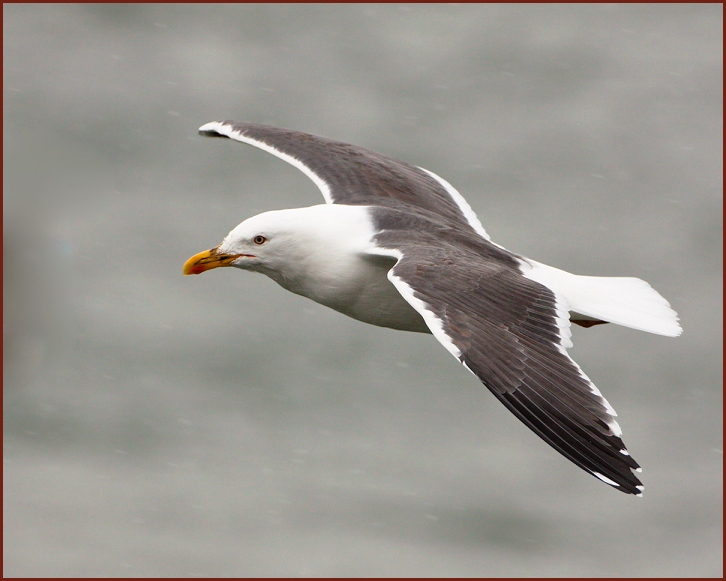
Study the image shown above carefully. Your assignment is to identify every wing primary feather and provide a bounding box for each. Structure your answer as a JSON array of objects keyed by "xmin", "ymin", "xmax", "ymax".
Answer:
[{"xmin": 496, "ymin": 385, "xmax": 643, "ymax": 493}]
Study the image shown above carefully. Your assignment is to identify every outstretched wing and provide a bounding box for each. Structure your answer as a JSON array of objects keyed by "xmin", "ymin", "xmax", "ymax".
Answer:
[
  {"xmin": 198, "ymin": 120, "xmax": 490, "ymax": 240},
  {"xmin": 372, "ymin": 232, "xmax": 644, "ymax": 495}
]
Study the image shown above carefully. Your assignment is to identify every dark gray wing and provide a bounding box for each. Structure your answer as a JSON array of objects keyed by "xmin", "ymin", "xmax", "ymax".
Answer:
[
  {"xmin": 198, "ymin": 120, "xmax": 491, "ymax": 239},
  {"xmin": 374, "ymin": 231, "xmax": 644, "ymax": 495}
]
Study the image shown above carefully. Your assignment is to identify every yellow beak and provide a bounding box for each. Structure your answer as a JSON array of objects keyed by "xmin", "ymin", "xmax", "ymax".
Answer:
[{"xmin": 183, "ymin": 247, "xmax": 247, "ymax": 275}]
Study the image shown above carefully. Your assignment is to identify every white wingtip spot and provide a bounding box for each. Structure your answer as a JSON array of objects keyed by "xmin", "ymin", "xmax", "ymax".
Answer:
[
  {"xmin": 635, "ymin": 467, "xmax": 642, "ymax": 473},
  {"xmin": 593, "ymin": 472, "xmax": 620, "ymax": 487},
  {"xmin": 620, "ymin": 449, "xmax": 630, "ymax": 456},
  {"xmin": 636, "ymin": 485, "xmax": 644, "ymax": 497}
]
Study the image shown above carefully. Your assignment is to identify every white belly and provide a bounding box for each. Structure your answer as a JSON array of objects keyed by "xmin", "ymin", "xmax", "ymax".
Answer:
[
  {"xmin": 339, "ymin": 266, "xmax": 431, "ymax": 333},
  {"xmin": 278, "ymin": 253, "xmax": 431, "ymax": 334},
  {"xmin": 243, "ymin": 205, "xmax": 431, "ymax": 334}
]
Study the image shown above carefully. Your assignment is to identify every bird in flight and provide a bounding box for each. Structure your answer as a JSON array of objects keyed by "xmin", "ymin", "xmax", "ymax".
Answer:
[{"xmin": 184, "ymin": 121, "xmax": 681, "ymax": 495}]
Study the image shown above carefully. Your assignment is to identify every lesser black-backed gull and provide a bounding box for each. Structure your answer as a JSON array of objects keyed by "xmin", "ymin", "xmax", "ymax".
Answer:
[{"xmin": 184, "ymin": 121, "xmax": 681, "ymax": 495}]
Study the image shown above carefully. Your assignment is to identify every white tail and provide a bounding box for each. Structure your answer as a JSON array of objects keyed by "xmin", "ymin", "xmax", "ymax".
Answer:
[{"xmin": 521, "ymin": 260, "xmax": 682, "ymax": 337}]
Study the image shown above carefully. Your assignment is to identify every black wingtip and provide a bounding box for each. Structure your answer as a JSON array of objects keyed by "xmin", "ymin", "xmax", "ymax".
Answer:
[
  {"xmin": 198, "ymin": 129, "xmax": 227, "ymax": 138},
  {"xmin": 198, "ymin": 121, "xmax": 236, "ymax": 138},
  {"xmin": 591, "ymin": 470, "xmax": 644, "ymax": 495}
]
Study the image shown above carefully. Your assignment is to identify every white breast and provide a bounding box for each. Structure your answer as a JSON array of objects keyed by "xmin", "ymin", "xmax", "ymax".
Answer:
[
  {"xmin": 329, "ymin": 252, "xmax": 430, "ymax": 333},
  {"xmin": 261, "ymin": 204, "xmax": 430, "ymax": 333}
]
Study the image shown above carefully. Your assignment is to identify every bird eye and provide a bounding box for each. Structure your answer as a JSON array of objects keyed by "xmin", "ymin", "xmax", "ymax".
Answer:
[{"xmin": 253, "ymin": 235, "xmax": 267, "ymax": 245}]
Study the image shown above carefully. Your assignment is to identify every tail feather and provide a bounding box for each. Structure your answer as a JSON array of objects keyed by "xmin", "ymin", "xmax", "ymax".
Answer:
[{"xmin": 521, "ymin": 260, "xmax": 682, "ymax": 337}]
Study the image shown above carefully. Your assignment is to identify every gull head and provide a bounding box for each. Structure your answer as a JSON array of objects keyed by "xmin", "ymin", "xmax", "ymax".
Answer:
[
  {"xmin": 183, "ymin": 204, "xmax": 375, "ymax": 287},
  {"xmin": 183, "ymin": 208, "xmax": 308, "ymax": 277}
]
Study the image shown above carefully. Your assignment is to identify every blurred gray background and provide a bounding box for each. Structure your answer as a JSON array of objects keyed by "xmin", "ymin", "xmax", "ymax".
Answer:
[{"xmin": 3, "ymin": 4, "xmax": 722, "ymax": 577}]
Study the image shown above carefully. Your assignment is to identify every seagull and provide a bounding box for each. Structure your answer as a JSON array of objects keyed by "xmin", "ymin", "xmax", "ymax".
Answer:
[{"xmin": 184, "ymin": 121, "xmax": 681, "ymax": 495}]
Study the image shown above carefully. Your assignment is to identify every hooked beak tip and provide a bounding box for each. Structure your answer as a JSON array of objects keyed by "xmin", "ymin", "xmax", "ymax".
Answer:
[{"xmin": 183, "ymin": 248, "xmax": 250, "ymax": 275}]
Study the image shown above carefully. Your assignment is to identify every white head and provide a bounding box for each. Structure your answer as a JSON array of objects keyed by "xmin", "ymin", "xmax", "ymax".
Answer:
[{"xmin": 183, "ymin": 204, "xmax": 375, "ymax": 290}]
